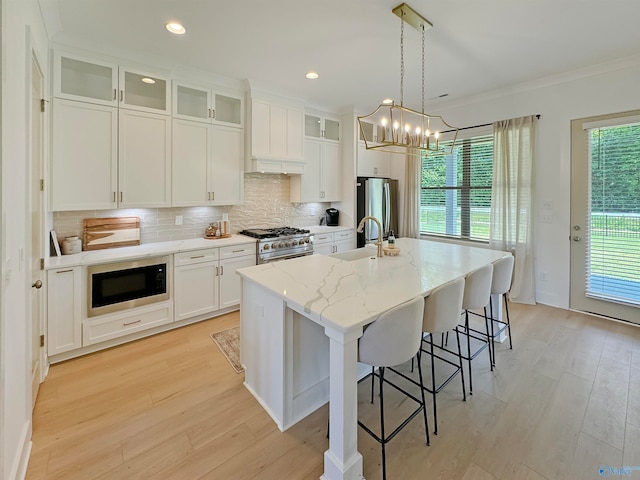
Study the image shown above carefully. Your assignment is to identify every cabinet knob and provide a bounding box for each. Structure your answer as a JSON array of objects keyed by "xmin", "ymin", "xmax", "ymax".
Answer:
[{"xmin": 32, "ymin": 280, "xmax": 43, "ymax": 289}]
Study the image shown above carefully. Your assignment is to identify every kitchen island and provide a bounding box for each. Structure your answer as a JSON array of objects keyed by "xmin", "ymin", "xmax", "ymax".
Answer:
[{"xmin": 237, "ymin": 237, "xmax": 511, "ymax": 480}]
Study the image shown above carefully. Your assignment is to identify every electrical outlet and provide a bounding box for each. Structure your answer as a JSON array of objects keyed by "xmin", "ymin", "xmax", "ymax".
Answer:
[
  {"xmin": 542, "ymin": 199, "xmax": 554, "ymax": 209},
  {"xmin": 541, "ymin": 213, "xmax": 554, "ymax": 224},
  {"xmin": 175, "ymin": 215, "xmax": 183, "ymax": 226}
]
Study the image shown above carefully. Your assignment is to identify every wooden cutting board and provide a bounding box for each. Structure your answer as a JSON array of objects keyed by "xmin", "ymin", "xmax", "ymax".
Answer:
[{"xmin": 83, "ymin": 217, "xmax": 141, "ymax": 251}]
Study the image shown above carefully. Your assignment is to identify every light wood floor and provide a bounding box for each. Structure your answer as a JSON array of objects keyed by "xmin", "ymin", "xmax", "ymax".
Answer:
[{"xmin": 26, "ymin": 303, "xmax": 640, "ymax": 480}]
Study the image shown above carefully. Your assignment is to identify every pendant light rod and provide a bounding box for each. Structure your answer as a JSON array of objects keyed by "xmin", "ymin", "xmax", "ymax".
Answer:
[{"xmin": 392, "ymin": 3, "xmax": 433, "ymax": 33}]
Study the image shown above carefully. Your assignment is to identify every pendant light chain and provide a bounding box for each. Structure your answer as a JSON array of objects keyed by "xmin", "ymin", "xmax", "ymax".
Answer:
[
  {"xmin": 421, "ymin": 23, "xmax": 425, "ymax": 117},
  {"xmin": 400, "ymin": 12, "xmax": 405, "ymax": 107}
]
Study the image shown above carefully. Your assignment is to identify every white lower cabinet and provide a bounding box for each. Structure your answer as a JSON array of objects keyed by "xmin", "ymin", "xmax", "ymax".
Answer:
[
  {"xmin": 219, "ymin": 245, "xmax": 256, "ymax": 308},
  {"xmin": 174, "ymin": 249, "xmax": 219, "ymax": 321},
  {"xmin": 47, "ymin": 266, "xmax": 82, "ymax": 355},
  {"xmin": 83, "ymin": 303, "xmax": 172, "ymax": 346},
  {"xmin": 174, "ymin": 245, "xmax": 255, "ymax": 320},
  {"xmin": 313, "ymin": 229, "xmax": 355, "ymax": 255}
]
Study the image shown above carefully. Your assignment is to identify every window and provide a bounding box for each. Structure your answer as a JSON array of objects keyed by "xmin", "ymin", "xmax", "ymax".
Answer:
[
  {"xmin": 586, "ymin": 119, "xmax": 640, "ymax": 305},
  {"xmin": 420, "ymin": 131, "xmax": 493, "ymax": 241}
]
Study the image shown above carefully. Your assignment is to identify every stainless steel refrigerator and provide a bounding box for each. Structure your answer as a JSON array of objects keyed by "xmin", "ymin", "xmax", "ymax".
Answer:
[{"xmin": 356, "ymin": 177, "xmax": 399, "ymax": 248}]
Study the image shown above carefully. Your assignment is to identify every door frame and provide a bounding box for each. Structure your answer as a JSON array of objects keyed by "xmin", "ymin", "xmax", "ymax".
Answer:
[{"xmin": 569, "ymin": 109, "xmax": 640, "ymax": 323}]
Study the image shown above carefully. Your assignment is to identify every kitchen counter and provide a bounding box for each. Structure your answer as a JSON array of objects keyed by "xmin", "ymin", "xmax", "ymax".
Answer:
[
  {"xmin": 44, "ymin": 234, "xmax": 256, "ymax": 269},
  {"xmin": 237, "ymin": 237, "xmax": 511, "ymax": 480},
  {"xmin": 305, "ymin": 225, "xmax": 354, "ymax": 235}
]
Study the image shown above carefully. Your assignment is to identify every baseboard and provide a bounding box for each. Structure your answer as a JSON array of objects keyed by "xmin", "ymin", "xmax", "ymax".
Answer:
[{"xmin": 8, "ymin": 422, "xmax": 31, "ymax": 480}]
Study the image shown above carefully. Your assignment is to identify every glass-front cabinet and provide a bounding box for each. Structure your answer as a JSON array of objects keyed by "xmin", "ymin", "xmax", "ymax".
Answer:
[
  {"xmin": 54, "ymin": 52, "xmax": 171, "ymax": 114},
  {"xmin": 54, "ymin": 52, "xmax": 118, "ymax": 106},
  {"xmin": 304, "ymin": 113, "xmax": 340, "ymax": 142},
  {"xmin": 173, "ymin": 81, "xmax": 243, "ymax": 127}
]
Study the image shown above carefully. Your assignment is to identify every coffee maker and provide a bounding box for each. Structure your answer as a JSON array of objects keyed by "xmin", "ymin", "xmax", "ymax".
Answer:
[{"xmin": 325, "ymin": 208, "xmax": 339, "ymax": 226}]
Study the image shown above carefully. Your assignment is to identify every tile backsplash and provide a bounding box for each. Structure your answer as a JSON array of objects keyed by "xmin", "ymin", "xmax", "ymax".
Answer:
[{"xmin": 52, "ymin": 173, "xmax": 331, "ymax": 244}]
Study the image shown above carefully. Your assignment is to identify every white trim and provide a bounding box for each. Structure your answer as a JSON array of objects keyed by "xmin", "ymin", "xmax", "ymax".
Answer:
[{"xmin": 582, "ymin": 114, "xmax": 640, "ymax": 130}]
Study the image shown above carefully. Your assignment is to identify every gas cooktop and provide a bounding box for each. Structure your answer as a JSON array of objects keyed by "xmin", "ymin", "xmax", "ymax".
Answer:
[{"xmin": 239, "ymin": 227, "xmax": 311, "ymax": 239}]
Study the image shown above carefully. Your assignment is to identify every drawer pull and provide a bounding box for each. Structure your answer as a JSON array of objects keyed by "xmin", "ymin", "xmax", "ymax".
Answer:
[
  {"xmin": 232, "ymin": 249, "xmax": 245, "ymax": 253},
  {"xmin": 190, "ymin": 255, "xmax": 205, "ymax": 259},
  {"xmin": 56, "ymin": 269, "xmax": 73, "ymax": 274},
  {"xmin": 123, "ymin": 319, "xmax": 142, "ymax": 327}
]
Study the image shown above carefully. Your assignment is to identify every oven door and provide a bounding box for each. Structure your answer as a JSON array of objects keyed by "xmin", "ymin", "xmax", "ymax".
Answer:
[
  {"xmin": 258, "ymin": 251, "xmax": 313, "ymax": 264},
  {"xmin": 88, "ymin": 256, "xmax": 171, "ymax": 317}
]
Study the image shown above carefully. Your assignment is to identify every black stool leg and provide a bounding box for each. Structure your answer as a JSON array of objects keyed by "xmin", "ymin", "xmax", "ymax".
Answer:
[
  {"xmin": 379, "ymin": 367, "xmax": 387, "ymax": 480},
  {"xmin": 455, "ymin": 327, "xmax": 467, "ymax": 402},
  {"xmin": 465, "ymin": 310, "xmax": 473, "ymax": 395},
  {"xmin": 504, "ymin": 295, "xmax": 513, "ymax": 349},
  {"xmin": 484, "ymin": 306, "xmax": 494, "ymax": 371},
  {"xmin": 370, "ymin": 366, "xmax": 375, "ymax": 404},
  {"xmin": 415, "ymin": 350, "xmax": 430, "ymax": 446},
  {"xmin": 489, "ymin": 299, "xmax": 496, "ymax": 367},
  {"xmin": 429, "ymin": 335, "xmax": 438, "ymax": 435}
]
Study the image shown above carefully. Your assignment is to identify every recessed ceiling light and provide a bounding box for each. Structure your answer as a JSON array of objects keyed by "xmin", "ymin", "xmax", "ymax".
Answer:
[
  {"xmin": 306, "ymin": 71, "xmax": 319, "ymax": 79},
  {"xmin": 382, "ymin": 98, "xmax": 393, "ymax": 104},
  {"xmin": 165, "ymin": 22, "xmax": 186, "ymax": 35},
  {"xmin": 141, "ymin": 77, "xmax": 156, "ymax": 84}
]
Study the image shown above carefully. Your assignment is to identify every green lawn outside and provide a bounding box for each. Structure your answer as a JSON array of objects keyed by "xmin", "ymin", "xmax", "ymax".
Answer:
[{"xmin": 420, "ymin": 207, "xmax": 640, "ymax": 283}]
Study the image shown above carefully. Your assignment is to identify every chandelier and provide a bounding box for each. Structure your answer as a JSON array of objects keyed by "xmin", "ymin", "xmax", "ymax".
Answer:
[{"xmin": 358, "ymin": 3, "xmax": 458, "ymax": 156}]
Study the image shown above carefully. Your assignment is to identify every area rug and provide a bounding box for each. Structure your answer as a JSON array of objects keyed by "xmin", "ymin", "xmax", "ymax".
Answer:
[{"xmin": 210, "ymin": 326, "xmax": 244, "ymax": 374}]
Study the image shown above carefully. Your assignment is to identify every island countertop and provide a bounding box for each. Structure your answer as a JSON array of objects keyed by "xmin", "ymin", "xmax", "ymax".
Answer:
[{"xmin": 237, "ymin": 237, "xmax": 511, "ymax": 333}]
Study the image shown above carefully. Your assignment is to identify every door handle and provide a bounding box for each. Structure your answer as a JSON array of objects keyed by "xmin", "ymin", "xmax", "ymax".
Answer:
[
  {"xmin": 32, "ymin": 280, "xmax": 42, "ymax": 289},
  {"xmin": 572, "ymin": 236, "xmax": 581, "ymax": 242}
]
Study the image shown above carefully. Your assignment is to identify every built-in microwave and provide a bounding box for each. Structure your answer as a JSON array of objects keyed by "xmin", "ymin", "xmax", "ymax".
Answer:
[{"xmin": 87, "ymin": 256, "xmax": 171, "ymax": 317}]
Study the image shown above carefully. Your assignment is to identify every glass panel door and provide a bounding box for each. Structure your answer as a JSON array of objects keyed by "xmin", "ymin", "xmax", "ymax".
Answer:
[
  {"xmin": 570, "ymin": 111, "xmax": 640, "ymax": 323},
  {"xmin": 57, "ymin": 54, "xmax": 117, "ymax": 105},
  {"xmin": 213, "ymin": 93, "xmax": 242, "ymax": 126},
  {"xmin": 121, "ymin": 69, "xmax": 169, "ymax": 113},
  {"xmin": 175, "ymin": 85, "xmax": 210, "ymax": 121},
  {"xmin": 305, "ymin": 114, "xmax": 322, "ymax": 138},
  {"xmin": 324, "ymin": 118, "xmax": 340, "ymax": 141}
]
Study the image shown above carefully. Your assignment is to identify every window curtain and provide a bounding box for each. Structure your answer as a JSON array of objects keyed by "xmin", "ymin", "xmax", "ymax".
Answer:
[
  {"xmin": 402, "ymin": 151, "xmax": 421, "ymax": 238},
  {"xmin": 490, "ymin": 115, "xmax": 537, "ymax": 304}
]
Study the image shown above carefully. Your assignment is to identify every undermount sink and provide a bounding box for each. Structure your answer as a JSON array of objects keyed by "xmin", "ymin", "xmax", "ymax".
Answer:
[{"xmin": 330, "ymin": 247, "xmax": 378, "ymax": 262}]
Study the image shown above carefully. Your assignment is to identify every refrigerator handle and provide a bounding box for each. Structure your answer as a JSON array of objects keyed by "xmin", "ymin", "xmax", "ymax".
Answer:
[{"xmin": 383, "ymin": 182, "xmax": 391, "ymax": 235}]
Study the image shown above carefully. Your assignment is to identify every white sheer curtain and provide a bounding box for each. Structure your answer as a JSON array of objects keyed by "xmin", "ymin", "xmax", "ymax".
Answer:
[
  {"xmin": 490, "ymin": 115, "xmax": 537, "ymax": 304},
  {"xmin": 401, "ymin": 151, "xmax": 421, "ymax": 238}
]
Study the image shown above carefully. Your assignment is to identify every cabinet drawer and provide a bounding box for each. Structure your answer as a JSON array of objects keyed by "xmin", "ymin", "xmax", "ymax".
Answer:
[
  {"xmin": 313, "ymin": 233, "xmax": 334, "ymax": 244},
  {"xmin": 83, "ymin": 303, "xmax": 172, "ymax": 346},
  {"xmin": 175, "ymin": 248, "xmax": 218, "ymax": 266},
  {"xmin": 334, "ymin": 230, "xmax": 355, "ymax": 241},
  {"xmin": 219, "ymin": 244, "xmax": 256, "ymax": 260}
]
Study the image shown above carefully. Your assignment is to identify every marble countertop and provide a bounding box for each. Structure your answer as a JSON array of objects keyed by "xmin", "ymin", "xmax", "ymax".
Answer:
[
  {"xmin": 237, "ymin": 237, "xmax": 511, "ymax": 333},
  {"xmin": 305, "ymin": 225, "xmax": 354, "ymax": 234},
  {"xmin": 45, "ymin": 235, "xmax": 257, "ymax": 269}
]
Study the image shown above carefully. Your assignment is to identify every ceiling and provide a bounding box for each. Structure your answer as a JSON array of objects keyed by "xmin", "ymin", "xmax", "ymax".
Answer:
[{"xmin": 40, "ymin": 0, "xmax": 640, "ymax": 112}]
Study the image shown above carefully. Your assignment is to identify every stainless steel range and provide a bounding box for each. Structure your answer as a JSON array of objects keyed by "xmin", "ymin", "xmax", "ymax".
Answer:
[{"xmin": 239, "ymin": 227, "xmax": 313, "ymax": 264}]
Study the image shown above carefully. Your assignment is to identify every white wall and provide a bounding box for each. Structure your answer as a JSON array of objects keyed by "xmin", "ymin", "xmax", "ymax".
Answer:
[
  {"xmin": 1, "ymin": 0, "xmax": 49, "ymax": 478},
  {"xmin": 417, "ymin": 58, "xmax": 640, "ymax": 308}
]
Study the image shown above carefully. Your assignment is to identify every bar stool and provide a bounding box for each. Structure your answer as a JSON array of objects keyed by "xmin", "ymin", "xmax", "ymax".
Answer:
[
  {"xmin": 358, "ymin": 296, "xmax": 430, "ymax": 480},
  {"xmin": 488, "ymin": 255, "xmax": 515, "ymax": 366},
  {"xmin": 420, "ymin": 277, "xmax": 466, "ymax": 435},
  {"xmin": 458, "ymin": 264, "xmax": 494, "ymax": 395}
]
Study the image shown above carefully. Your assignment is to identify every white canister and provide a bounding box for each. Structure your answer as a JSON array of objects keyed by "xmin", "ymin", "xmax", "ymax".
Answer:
[{"xmin": 61, "ymin": 236, "xmax": 82, "ymax": 255}]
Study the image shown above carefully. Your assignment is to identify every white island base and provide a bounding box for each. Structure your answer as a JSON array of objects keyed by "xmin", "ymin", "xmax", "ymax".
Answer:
[{"xmin": 238, "ymin": 238, "xmax": 511, "ymax": 480}]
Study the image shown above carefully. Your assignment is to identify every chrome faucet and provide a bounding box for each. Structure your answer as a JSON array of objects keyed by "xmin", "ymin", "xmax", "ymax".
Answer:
[{"xmin": 356, "ymin": 216, "xmax": 384, "ymax": 258}]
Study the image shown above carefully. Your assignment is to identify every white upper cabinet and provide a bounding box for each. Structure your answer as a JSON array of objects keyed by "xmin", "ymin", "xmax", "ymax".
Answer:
[
  {"xmin": 173, "ymin": 81, "xmax": 243, "ymax": 127},
  {"xmin": 118, "ymin": 109, "xmax": 171, "ymax": 208},
  {"xmin": 172, "ymin": 119, "xmax": 243, "ymax": 207},
  {"xmin": 51, "ymin": 99, "xmax": 118, "ymax": 211},
  {"xmin": 246, "ymin": 98, "xmax": 305, "ymax": 173},
  {"xmin": 54, "ymin": 52, "xmax": 170, "ymax": 115},
  {"xmin": 305, "ymin": 114, "xmax": 340, "ymax": 142},
  {"xmin": 357, "ymin": 119, "xmax": 390, "ymax": 178},
  {"xmin": 291, "ymin": 112, "xmax": 342, "ymax": 202}
]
